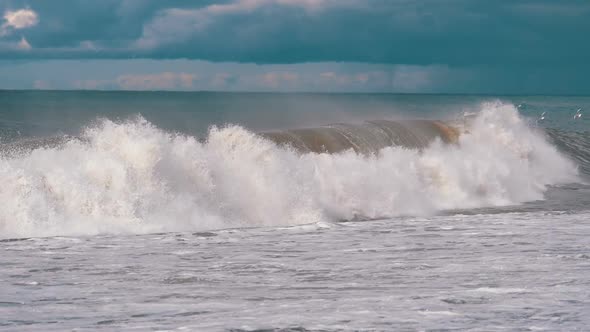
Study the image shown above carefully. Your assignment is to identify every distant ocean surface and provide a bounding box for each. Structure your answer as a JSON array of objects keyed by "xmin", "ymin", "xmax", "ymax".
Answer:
[{"xmin": 1, "ymin": 91, "xmax": 589, "ymax": 331}]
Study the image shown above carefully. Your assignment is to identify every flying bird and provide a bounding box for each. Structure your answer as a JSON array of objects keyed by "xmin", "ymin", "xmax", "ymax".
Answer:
[{"xmin": 539, "ymin": 112, "xmax": 546, "ymax": 121}]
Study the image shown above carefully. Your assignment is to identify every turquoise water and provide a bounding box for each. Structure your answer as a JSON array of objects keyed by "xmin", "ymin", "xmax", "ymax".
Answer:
[{"xmin": 1, "ymin": 91, "xmax": 587, "ymax": 138}]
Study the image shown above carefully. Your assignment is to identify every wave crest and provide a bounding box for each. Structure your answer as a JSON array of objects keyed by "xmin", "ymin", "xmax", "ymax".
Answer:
[{"xmin": 0, "ymin": 102, "xmax": 579, "ymax": 238}]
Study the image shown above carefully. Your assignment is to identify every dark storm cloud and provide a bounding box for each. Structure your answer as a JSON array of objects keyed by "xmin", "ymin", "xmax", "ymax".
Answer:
[{"xmin": 0, "ymin": 0, "xmax": 589, "ymax": 66}]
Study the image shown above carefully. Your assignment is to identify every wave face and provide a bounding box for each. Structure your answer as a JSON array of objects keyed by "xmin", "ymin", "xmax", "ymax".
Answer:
[
  {"xmin": 546, "ymin": 129, "xmax": 590, "ymax": 176},
  {"xmin": 262, "ymin": 120, "xmax": 459, "ymax": 154},
  {"xmin": 0, "ymin": 102, "xmax": 580, "ymax": 238}
]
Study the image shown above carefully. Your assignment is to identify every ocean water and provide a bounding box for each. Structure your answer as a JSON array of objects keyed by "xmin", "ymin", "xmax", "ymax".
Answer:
[{"xmin": 0, "ymin": 91, "xmax": 589, "ymax": 331}]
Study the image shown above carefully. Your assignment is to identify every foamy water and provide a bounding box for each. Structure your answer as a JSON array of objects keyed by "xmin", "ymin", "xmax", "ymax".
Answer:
[{"xmin": 2, "ymin": 211, "xmax": 589, "ymax": 331}]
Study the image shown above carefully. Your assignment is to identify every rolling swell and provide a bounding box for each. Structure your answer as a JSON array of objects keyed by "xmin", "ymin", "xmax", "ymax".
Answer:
[{"xmin": 0, "ymin": 102, "xmax": 582, "ymax": 238}]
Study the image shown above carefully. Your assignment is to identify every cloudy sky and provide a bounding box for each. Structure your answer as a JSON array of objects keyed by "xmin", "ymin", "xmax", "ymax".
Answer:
[{"xmin": 0, "ymin": 0, "xmax": 589, "ymax": 93}]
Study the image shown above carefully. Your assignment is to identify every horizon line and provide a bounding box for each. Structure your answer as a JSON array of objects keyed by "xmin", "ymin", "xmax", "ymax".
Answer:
[{"xmin": 2, "ymin": 89, "xmax": 590, "ymax": 97}]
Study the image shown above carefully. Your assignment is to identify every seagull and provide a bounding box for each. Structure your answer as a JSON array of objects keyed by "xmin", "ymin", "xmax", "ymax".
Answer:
[
  {"xmin": 535, "ymin": 112, "xmax": 547, "ymax": 126},
  {"xmin": 574, "ymin": 109, "xmax": 582, "ymax": 120}
]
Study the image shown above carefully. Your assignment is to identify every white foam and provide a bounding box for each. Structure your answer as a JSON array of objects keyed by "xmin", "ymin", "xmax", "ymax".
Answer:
[
  {"xmin": 469, "ymin": 287, "xmax": 531, "ymax": 294},
  {"xmin": 0, "ymin": 102, "xmax": 579, "ymax": 238}
]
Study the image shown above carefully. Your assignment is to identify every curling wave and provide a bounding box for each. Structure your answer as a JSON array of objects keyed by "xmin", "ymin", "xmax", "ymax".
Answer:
[{"xmin": 0, "ymin": 102, "xmax": 580, "ymax": 238}]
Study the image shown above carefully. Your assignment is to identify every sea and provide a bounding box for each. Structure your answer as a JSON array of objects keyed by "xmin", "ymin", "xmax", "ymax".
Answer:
[{"xmin": 0, "ymin": 91, "xmax": 589, "ymax": 331}]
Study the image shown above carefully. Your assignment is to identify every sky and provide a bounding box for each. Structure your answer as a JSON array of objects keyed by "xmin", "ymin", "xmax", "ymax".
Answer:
[{"xmin": 0, "ymin": 0, "xmax": 589, "ymax": 93}]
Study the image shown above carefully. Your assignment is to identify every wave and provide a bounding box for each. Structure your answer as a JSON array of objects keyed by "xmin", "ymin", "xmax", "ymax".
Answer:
[
  {"xmin": 0, "ymin": 101, "xmax": 580, "ymax": 238},
  {"xmin": 262, "ymin": 120, "xmax": 459, "ymax": 154},
  {"xmin": 546, "ymin": 129, "xmax": 590, "ymax": 176}
]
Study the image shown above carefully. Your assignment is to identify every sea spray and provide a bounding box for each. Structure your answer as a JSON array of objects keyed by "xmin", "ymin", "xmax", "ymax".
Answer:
[{"xmin": 0, "ymin": 102, "xmax": 579, "ymax": 238}]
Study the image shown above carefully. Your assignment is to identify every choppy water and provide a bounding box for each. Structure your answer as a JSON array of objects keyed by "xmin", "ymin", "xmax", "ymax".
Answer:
[
  {"xmin": 0, "ymin": 92, "xmax": 589, "ymax": 331},
  {"xmin": 3, "ymin": 212, "xmax": 590, "ymax": 331}
]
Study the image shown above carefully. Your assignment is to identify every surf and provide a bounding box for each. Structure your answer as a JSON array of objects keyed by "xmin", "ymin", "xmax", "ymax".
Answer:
[
  {"xmin": 0, "ymin": 101, "xmax": 580, "ymax": 238},
  {"xmin": 261, "ymin": 119, "xmax": 459, "ymax": 154}
]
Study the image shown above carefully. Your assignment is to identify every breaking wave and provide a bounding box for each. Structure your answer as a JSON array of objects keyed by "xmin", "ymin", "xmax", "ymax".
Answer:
[
  {"xmin": 0, "ymin": 101, "xmax": 580, "ymax": 238},
  {"xmin": 262, "ymin": 120, "xmax": 459, "ymax": 154}
]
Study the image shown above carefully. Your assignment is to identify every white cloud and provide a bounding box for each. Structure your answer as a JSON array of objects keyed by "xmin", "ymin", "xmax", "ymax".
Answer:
[
  {"xmin": 1, "ymin": 8, "xmax": 39, "ymax": 36},
  {"xmin": 17, "ymin": 36, "xmax": 31, "ymax": 50},
  {"xmin": 203, "ymin": 0, "xmax": 331, "ymax": 16}
]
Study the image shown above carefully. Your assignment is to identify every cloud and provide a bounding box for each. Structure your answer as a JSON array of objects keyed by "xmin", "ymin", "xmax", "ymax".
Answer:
[
  {"xmin": 315, "ymin": 70, "xmax": 392, "ymax": 91},
  {"xmin": 17, "ymin": 36, "xmax": 31, "ymax": 50},
  {"xmin": 72, "ymin": 71, "xmax": 198, "ymax": 91},
  {"xmin": 135, "ymin": 0, "xmax": 355, "ymax": 49},
  {"xmin": 116, "ymin": 72, "xmax": 197, "ymax": 90},
  {"xmin": 0, "ymin": 8, "xmax": 37, "ymax": 51},
  {"xmin": 1, "ymin": 8, "xmax": 38, "ymax": 36},
  {"xmin": 1, "ymin": 58, "xmax": 587, "ymax": 94},
  {"xmin": 211, "ymin": 72, "xmax": 238, "ymax": 88},
  {"xmin": 33, "ymin": 79, "xmax": 51, "ymax": 89},
  {"xmin": 0, "ymin": 1, "xmax": 589, "ymax": 69},
  {"xmin": 319, "ymin": 72, "xmax": 352, "ymax": 85},
  {"xmin": 135, "ymin": 0, "xmax": 340, "ymax": 49},
  {"xmin": 73, "ymin": 79, "xmax": 113, "ymax": 90},
  {"xmin": 258, "ymin": 71, "xmax": 299, "ymax": 88},
  {"xmin": 0, "ymin": 36, "xmax": 33, "ymax": 51}
]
